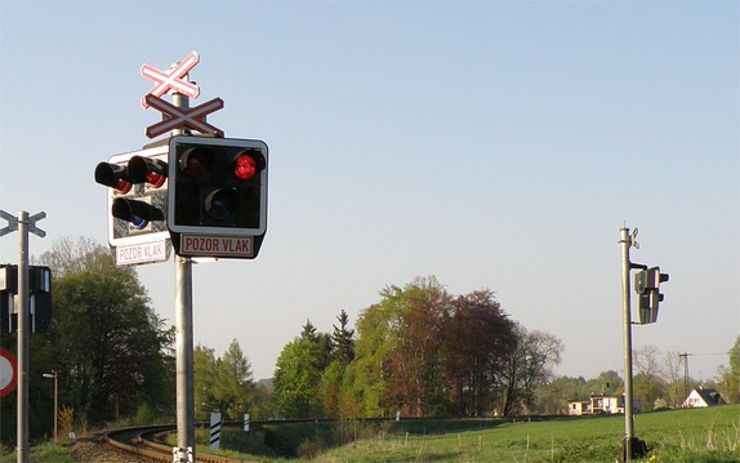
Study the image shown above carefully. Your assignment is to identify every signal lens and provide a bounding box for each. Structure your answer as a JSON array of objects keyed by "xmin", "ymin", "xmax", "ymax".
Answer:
[
  {"xmin": 145, "ymin": 171, "xmax": 166, "ymax": 188},
  {"xmin": 234, "ymin": 154, "xmax": 257, "ymax": 180},
  {"xmin": 127, "ymin": 156, "xmax": 167, "ymax": 188},
  {"xmin": 179, "ymin": 147, "xmax": 212, "ymax": 178},
  {"xmin": 130, "ymin": 216, "xmax": 149, "ymax": 230},
  {"xmin": 95, "ymin": 162, "xmax": 132, "ymax": 193},
  {"xmin": 114, "ymin": 179, "xmax": 132, "ymax": 193},
  {"xmin": 205, "ymin": 189, "xmax": 237, "ymax": 221}
]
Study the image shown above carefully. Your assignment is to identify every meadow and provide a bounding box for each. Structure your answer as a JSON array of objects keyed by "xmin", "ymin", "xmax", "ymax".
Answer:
[
  {"xmin": 209, "ymin": 404, "xmax": 739, "ymax": 463},
  {"xmin": 4, "ymin": 404, "xmax": 737, "ymax": 462}
]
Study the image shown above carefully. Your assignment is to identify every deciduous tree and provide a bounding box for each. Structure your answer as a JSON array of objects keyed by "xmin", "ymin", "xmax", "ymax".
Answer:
[
  {"xmin": 717, "ymin": 336, "xmax": 740, "ymax": 403},
  {"xmin": 194, "ymin": 344, "xmax": 218, "ymax": 420},
  {"xmin": 38, "ymin": 239, "xmax": 174, "ymax": 425},
  {"xmin": 272, "ymin": 338, "xmax": 323, "ymax": 418},
  {"xmin": 383, "ymin": 277, "xmax": 450, "ymax": 416},
  {"xmin": 441, "ymin": 290, "xmax": 516, "ymax": 416},
  {"xmin": 634, "ymin": 345, "xmax": 667, "ymax": 411},
  {"xmin": 500, "ymin": 325, "xmax": 563, "ymax": 415}
]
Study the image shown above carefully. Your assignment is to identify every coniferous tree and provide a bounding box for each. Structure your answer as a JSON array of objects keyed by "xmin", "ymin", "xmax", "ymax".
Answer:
[
  {"xmin": 213, "ymin": 339, "xmax": 254, "ymax": 419},
  {"xmin": 331, "ymin": 309, "xmax": 355, "ymax": 366},
  {"xmin": 300, "ymin": 319, "xmax": 318, "ymax": 342}
]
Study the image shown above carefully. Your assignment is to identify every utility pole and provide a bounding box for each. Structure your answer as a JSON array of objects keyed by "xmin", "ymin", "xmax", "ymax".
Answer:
[
  {"xmin": 677, "ymin": 352, "xmax": 724, "ymax": 406},
  {"xmin": 619, "ymin": 227, "xmax": 669, "ymax": 462},
  {"xmin": 679, "ymin": 352, "xmax": 691, "ymax": 405},
  {"xmin": 172, "ymin": 91, "xmax": 195, "ymax": 463},
  {"xmin": 0, "ymin": 210, "xmax": 46, "ymax": 463},
  {"xmin": 17, "ymin": 212, "xmax": 30, "ymax": 463},
  {"xmin": 619, "ymin": 227, "xmax": 636, "ymax": 463}
]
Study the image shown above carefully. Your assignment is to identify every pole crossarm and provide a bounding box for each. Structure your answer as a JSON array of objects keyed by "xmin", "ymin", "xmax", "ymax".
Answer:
[
  {"xmin": 24, "ymin": 212, "xmax": 47, "ymax": 238},
  {"xmin": 0, "ymin": 210, "xmax": 46, "ymax": 238},
  {"xmin": 0, "ymin": 210, "xmax": 18, "ymax": 236}
]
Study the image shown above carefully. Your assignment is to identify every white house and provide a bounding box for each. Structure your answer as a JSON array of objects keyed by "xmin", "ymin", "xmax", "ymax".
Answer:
[
  {"xmin": 682, "ymin": 388, "xmax": 726, "ymax": 408},
  {"xmin": 567, "ymin": 400, "xmax": 591, "ymax": 416},
  {"xmin": 567, "ymin": 394, "xmax": 642, "ymax": 416}
]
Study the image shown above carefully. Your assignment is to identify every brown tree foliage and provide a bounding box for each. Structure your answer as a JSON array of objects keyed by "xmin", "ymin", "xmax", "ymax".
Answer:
[{"xmin": 441, "ymin": 290, "xmax": 517, "ymax": 416}]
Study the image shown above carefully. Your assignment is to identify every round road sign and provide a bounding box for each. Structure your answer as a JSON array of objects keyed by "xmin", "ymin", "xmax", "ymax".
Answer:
[{"xmin": 0, "ymin": 348, "xmax": 17, "ymax": 398}]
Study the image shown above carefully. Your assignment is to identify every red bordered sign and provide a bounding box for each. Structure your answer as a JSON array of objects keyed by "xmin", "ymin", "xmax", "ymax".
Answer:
[
  {"xmin": 145, "ymin": 95, "xmax": 224, "ymax": 138},
  {"xmin": 0, "ymin": 348, "xmax": 17, "ymax": 398},
  {"xmin": 140, "ymin": 51, "xmax": 201, "ymax": 108}
]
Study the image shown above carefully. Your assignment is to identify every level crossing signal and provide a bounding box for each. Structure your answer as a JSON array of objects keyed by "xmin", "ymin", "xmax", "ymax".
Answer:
[
  {"xmin": 634, "ymin": 266, "xmax": 669, "ymax": 324},
  {"xmin": 94, "ymin": 137, "xmax": 269, "ymax": 259},
  {"xmin": 94, "ymin": 144, "xmax": 170, "ymax": 247},
  {"xmin": 167, "ymin": 136, "xmax": 269, "ymax": 259},
  {"xmin": 0, "ymin": 265, "xmax": 52, "ymax": 333}
]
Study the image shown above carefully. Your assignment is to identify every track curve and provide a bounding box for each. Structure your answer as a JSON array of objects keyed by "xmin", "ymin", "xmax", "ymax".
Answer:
[{"xmin": 105, "ymin": 425, "xmax": 257, "ymax": 463}]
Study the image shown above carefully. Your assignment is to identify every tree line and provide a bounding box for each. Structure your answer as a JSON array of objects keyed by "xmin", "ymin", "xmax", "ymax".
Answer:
[
  {"xmin": 270, "ymin": 276, "xmax": 564, "ymax": 419},
  {"xmin": 268, "ymin": 278, "xmax": 739, "ymax": 419},
  {"xmin": 2, "ymin": 239, "xmax": 737, "ymax": 447}
]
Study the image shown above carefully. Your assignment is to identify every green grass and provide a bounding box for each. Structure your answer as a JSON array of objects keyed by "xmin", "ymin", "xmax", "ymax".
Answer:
[
  {"xmin": 16, "ymin": 405, "xmax": 734, "ymax": 462},
  {"xmin": 208, "ymin": 405, "xmax": 739, "ymax": 462},
  {"xmin": 0, "ymin": 441, "xmax": 75, "ymax": 463}
]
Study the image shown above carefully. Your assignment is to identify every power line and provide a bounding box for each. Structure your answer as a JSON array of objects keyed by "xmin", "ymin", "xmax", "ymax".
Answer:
[{"xmin": 678, "ymin": 352, "xmax": 727, "ymax": 401}]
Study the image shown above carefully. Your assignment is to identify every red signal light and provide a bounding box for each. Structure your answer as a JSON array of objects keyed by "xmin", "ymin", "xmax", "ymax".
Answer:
[
  {"xmin": 145, "ymin": 171, "xmax": 166, "ymax": 188},
  {"xmin": 114, "ymin": 179, "xmax": 132, "ymax": 193},
  {"xmin": 233, "ymin": 151, "xmax": 265, "ymax": 181},
  {"xmin": 234, "ymin": 154, "xmax": 257, "ymax": 180}
]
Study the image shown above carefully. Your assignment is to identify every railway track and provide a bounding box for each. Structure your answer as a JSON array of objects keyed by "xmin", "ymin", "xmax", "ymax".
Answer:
[
  {"xmin": 105, "ymin": 415, "xmax": 561, "ymax": 462},
  {"xmin": 105, "ymin": 424, "xmax": 256, "ymax": 463}
]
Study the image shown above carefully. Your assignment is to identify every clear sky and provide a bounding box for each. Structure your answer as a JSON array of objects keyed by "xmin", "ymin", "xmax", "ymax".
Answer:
[{"xmin": 1, "ymin": 1, "xmax": 737, "ymax": 383}]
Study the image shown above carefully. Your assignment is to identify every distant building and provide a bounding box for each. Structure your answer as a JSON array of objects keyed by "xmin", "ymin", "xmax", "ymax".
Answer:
[
  {"xmin": 567, "ymin": 400, "xmax": 591, "ymax": 416},
  {"xmin": 682, "ymin": 388, "xmax": 726, "ymax": 408},
  {"xmin": 567, "ymin": 394, "xmax": 642, "ymax": 416}
]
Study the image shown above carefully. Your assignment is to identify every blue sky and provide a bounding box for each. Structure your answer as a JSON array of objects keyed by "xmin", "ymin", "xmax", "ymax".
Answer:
[{"xmin": 1, "ymin": 1, "xmax": 737, "ymax": 383}]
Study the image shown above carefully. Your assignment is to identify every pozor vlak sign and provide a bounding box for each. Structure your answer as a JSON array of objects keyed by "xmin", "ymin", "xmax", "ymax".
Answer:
[{"xmin": 179, "ymin": 235, "xmax": 254, "ymax": 257}]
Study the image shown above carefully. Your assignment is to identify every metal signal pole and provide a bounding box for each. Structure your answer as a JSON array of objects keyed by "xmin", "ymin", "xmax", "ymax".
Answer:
[
  {"xmin": 173, "ymin": 92, "xmax": 195, "ymax": 463},
  {"xmin": 619, "ymin": 227, "xmax": 636, "ymax": 463},
  {"xmin": 17, "ymin": 212, "xmax": 30, "ymax": 463},
  {"xmin": 0, "ymin": 210, "xmax": 46, "ymax": 463}
]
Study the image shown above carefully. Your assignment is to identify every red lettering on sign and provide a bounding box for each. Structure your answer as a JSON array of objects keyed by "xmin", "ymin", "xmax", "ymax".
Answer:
[{"xmin": 181, "ymin": 235, "xmax": 254, "ymax": 257}]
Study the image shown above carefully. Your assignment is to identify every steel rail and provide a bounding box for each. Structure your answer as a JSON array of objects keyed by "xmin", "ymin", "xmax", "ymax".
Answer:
[
  {"xmin": 106, "ymin": 415, "xmax": 565, "ymax": 462},
  {"xmin": 105, "ymin": 424, "xmax": 257, "ymax": 463}
]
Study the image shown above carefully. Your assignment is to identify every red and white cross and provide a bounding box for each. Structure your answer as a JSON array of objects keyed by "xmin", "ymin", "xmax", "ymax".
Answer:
[
  {"xmin": 140, "ymin": 51, "xmax": 201, "ymax": 108},
  {"xmin": 145, "ymin": 94, "xmax": 224, "ymax": 138}
]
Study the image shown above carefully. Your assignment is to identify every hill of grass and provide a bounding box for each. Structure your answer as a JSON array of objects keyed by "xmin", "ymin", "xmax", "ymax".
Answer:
[{"xmin": 210, "ymin": 404, "xmax": 739, "ymax": 462}]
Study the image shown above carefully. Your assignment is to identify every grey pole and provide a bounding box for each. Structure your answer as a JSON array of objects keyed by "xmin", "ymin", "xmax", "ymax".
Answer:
[
  {"xmin": 172, "ymin": 91, "xmax": 196, "ymax": 462},
  {"xmin": 53, "ymin": 371, "xmax": 58, "ymax": 442},
  {"xmin": 619, "ymin": 227, "xmax": 634, "ymax": 463},
  {"xmin": 175, "ymin": 255, "xmax": 194, "ymax": 460},
  {"xmin": 17, "ymin": 211, "xmax": 29, "ymax": 463},
  {"xmin": 43, "ymin": 371, "xmax": 58, "ymax": 442}
]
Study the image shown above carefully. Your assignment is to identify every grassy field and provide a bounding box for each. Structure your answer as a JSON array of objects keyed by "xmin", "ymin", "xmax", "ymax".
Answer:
[
  {"xmin": 4, "ymin": 404, "xmax": 738, "ymax": 462},
  {"xmin": 206, "ymin": 404, "xmax": 739, "ymax": 462}
]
